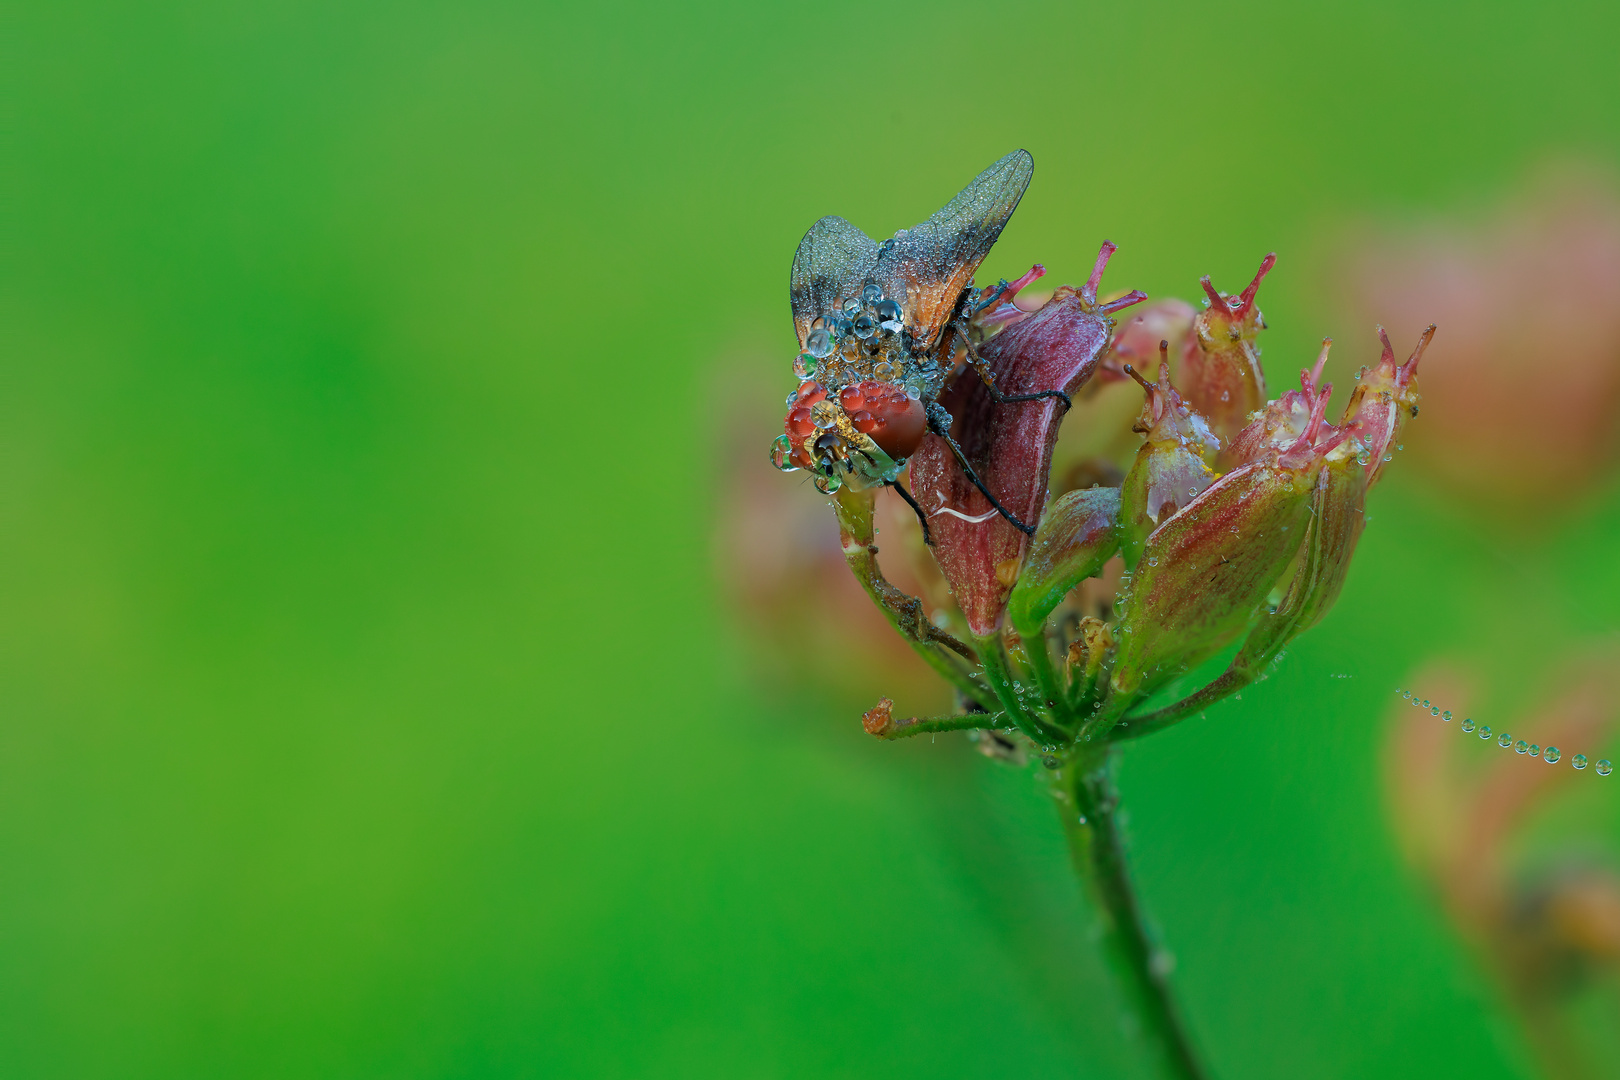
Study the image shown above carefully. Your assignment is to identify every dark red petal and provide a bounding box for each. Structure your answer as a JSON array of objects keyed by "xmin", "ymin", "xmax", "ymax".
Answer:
[{"xmin": 908, "ymin": 277, "xmax": 1120, "ymax": 636}]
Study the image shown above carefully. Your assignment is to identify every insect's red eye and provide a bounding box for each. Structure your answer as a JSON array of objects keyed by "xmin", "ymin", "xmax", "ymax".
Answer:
[{"xmin": 849, "ymin": 380, "xmax": 927, "ymax": 459}]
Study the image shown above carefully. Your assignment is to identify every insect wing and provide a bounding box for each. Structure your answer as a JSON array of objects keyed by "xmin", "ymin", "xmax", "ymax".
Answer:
[
  {"xmin": 875, "ymin": 149, "xmax": 1033, "ymax": 352},
  {"xmin": 789, "ymin": 215, "xmax": 879, "ymax": 348}
]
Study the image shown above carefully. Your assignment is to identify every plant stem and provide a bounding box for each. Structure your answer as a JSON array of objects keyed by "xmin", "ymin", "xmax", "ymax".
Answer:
[
  {"xmin": 1057, "ymin": 749, "xmax": 1208, "ymax": 1080},
  {"xmin": 1016, "ymin": 623, "xmax": 1071, "ymax": 720},
  {"xmin": 976, "ymin": 633, "xmax": 1068, "ymax": 747},
  {"xmin": 871, "ymin": 710, "xmax": 1008, "ymax": 740}
]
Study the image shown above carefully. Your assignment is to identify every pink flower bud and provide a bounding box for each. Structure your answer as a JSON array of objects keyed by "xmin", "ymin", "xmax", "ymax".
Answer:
[
  {"xmin": 1338, "ymin": 325, "xmax": 1435, "ymax": 487},
  {"xmin": 1117, "ymin": 357, "xmax": 1219, "ymax": 570},
  {"xmin": 1180, "ymin": 254, "xmax": 1276, "ymax": 444}
]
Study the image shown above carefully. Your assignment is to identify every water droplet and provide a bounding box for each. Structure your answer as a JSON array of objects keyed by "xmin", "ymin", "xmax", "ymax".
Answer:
[
  {"xmin": 854, "ymin": 314, "xmax": 877, "ymax": 339},
  {"xmin": 1396, "ymin": 443, "xmax": 1404, "ymax": 451},
  {"xmin": 1598, "ymin": 759, "xmax": 1613, "ymax": 777},
  {"xmin": 1148, "ymin": 557, "xmax": 1159, "ymax": 567},
  {"xmin": 1544, "ymin": 746, "xmax": 1561, "ymax": 763},
  {"xmin": 1430, "ymin": 706, "xmax": 1440, "ymax": 716},
  {"xmin": 1410, "ymin": 697, "xmax": 1423, "ymax": 707},
  {"xmin": 793, "ymin": 353, "xmax": 817, "ymax": 378},
  {"xmin": 1422, "ymin": 699, "xmax": 1431, "ymax": 708},
  {"xmin": 1573, "ymin": 753, "xmax": 1588, "ymax": 770},
  {"xmin": 1460, "ymin": 718, "xmax": 1475, "ymax": 732},
  {"xmin": 813, "ymin": 471, "xmax": 842, "ymax": 494},
  {"xmin": 1479, "ymin": 725, "xmax": 1492, "ymax": 740},
  {"xmin": 807, "ymin": 327, "xmax": 835, "ymax": 359},
  {"xmin": 1528, "ymin": 744, "xmax": 1541, "ymax": 758},
  {"xmin": 1498, "ymin": 732, "xmax": 1513, "ymax": 748},
  {"xmin": 876, "ymin": 299, "xmax": 903, "ymax": 330},
  {"xmin": 1356, "ymin": 452, "xmax": 1370, "ymax": 465},
  {"xmin": 1514, "ymin": 740, "xmax": 1528, "ymax": 754},
  {"xmin": 1442, "ymin": 710, "xmax": 1452, "ymax": 721},
  {"xmin": 862, "ymin": 283, "xmax": 884, "ymax": 306},
  {"xmin": 768, "ymin": 434, "xmax": 798, "ymax": 472},
  {"xmin": 1382, "ymin": 453, "xmax": 1392, "ymax": 462},
  {"xmin": 841, "ymin": 298, "xmax": 861, "ymax": 317}
]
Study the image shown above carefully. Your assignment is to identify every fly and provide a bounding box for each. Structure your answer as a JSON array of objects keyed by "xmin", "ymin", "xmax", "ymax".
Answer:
[{"xmin": 769, "ymin": 149, "xmax": 1070, "ymax": 542}]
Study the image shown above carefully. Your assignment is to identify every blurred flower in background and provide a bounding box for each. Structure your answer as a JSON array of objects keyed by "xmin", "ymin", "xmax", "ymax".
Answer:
[
  {"xmin": 1336, "ymin": 166, "xmax": 1620, "ymax": 510},
  {"xmin": 1385, "ymin": 653, "xmax": 1620, "ymax": 1080}
]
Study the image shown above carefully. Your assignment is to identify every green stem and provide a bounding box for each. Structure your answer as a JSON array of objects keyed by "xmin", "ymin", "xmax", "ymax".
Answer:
[
  {"xmin": 1057, "ymin": 749, "xmax": 1208, "ymax": 1080},
  {"xmin": 1016, "ymin": 623, "xmax": 1071, "ymax": 723},
  {"xmin": 870, "ymin": 711, "xmax": 1008, "ymax": 741},
  {"xmin": 1110, "ymin": 669, "xmax": 1253, "ymax": 743},
  {"xmin": 976, "ymin": 633, "xmax": 1068, "ymax": 747}
]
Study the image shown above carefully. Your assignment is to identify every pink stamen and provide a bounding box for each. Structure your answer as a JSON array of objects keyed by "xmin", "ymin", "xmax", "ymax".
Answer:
[
  {"xmin": 1232, "ymin": 253, "xmax": 1276, "ymax": 320},
  {"xmin": 1082, "ymin": 241, "xmax": 1118, "ymax": 305},
  {"xmin": 1375, "ymin": 325, "xmax": 1396, "ymax": 370},
  {"xmin": 1399, "ymin": 324, "xmax": 1437, "ymax": 382},
  {"xmin": 1199, "ymin": 275, "xmax": 1224, "ymax": 309},
  {"xmin": 1098, "ymin": 289, "xmax": 1148, "ymax": 315},
  {"xmin": 1006, "ymin": 263, "xmax": 1046, "ymax": 298},
  {"xmin": 1304, "ymin": 338, "xmax": 1331, "ymax": 394}
]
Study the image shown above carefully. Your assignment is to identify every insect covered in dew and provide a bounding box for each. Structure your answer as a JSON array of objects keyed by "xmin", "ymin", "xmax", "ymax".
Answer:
[{"xmin": 769, "ymin": 149, "xmax": 1074, "ymax": 541}]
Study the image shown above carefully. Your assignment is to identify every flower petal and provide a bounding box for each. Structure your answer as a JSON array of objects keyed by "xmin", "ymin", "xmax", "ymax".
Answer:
[{"xmin": 909, "ymin": 246, "xmax": 1139, "ymax": 636}]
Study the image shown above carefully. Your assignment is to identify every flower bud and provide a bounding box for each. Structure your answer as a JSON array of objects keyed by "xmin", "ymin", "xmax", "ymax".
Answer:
[
  {"xmin": 1180, "ymin": 254, "xmax": 1275, "ymax": 444},
  {"xmin": 1007, "ymin": 486, "xmax": 1121, "ymax": 633},
  {"xmin": 1111, "ymin": 451, "xmax": 1322, "ymax": 701},
  {"xmin": 1221, "ymin": 339, "xmax": 1332, "ymax": 471},
  {"xmin": 1117, "ymin": 356, "xmax": 1219, "ymax": 570},
  {"xmin": 1339, "ymin": 325, "xmax": 1434, "ymax": 486}
]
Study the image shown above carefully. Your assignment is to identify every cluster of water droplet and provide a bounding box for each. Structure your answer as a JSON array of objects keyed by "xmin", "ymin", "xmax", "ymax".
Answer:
[
  {"xmin": 795, "ymin": 283, "xmax": 941, "ymax": 403},
  {"xmin": 1397, "ymin": 688, "xmax": 1611, "ymax": 776}
]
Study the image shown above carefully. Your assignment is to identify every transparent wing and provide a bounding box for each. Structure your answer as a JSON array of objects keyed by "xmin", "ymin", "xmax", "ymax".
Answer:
[
  {"xmin": 874, "ymin": 149, "xmax": 1034, "ymax": 352},
  {"xmin": 789, "ymin": 215, "xmax": 879, "ymax": 349}
]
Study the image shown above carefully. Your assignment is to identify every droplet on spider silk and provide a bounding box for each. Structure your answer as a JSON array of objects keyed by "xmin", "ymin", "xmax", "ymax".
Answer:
[
  {"xmin": 1430, "ymin": 707, "xmax": 1440, "ymax": 716},
  {"xmin": 1422, "ymin": 699, "xmax": 1432, "ymax": 708},
  {"xmin": 1598, "ymin": 759, "xmax": 1614, "ymax": 777},
  {"xmin": 1514, "ymin": 740, "xmax": 1528, "ymax": 754},
  {"xmin": 1544, "ymin": 746, "xmax": 1562, "ymax": 763},
  {"xmin": 1498, "ymin": 732, "xmax": 1513, "ymax": 748},
  {"xmin": 1528, "ymin": 744, "xmax": 1541, "ymax": 758},
  {"xmin": 1460, "ymin": 718, "xmax": 1475, "ymax": 732},
  {"xmin": 1442, "ymin": 710, "xmax": 1452, "ymax": 721},
  {"xmin": 1479, "ymin": 725, "xmax": 1492, "ymax": 740},
  {"xmin": 1572, "ymin": 754, "xmax": 1589, "ymax": 771}
]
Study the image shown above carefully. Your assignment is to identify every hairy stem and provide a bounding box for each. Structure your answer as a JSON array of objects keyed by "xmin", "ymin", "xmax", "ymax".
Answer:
[
  {"xmin": 1111, "ymin": 668, "xmax": 1253, "ymax": 742},
  {"xmin": 869, "ymin": 710, "xmax": 1008, "ymax": 741},
  {"xmin": 976, "ymin": 633, "xmax": 1068, "ymax": 747},
  {"xmin": 1057, "ymin": 749, "xmax": 1208, "ymax": 1080},
  {"xmin": 1016, "ymin": 625, "xmax": 1072, "ymax": 722}
]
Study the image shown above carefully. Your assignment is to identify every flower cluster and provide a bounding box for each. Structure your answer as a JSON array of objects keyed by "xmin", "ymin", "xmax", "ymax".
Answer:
[{"xmin": 775, "ymin": 155, "xmax": 1435, "ymax": 752}]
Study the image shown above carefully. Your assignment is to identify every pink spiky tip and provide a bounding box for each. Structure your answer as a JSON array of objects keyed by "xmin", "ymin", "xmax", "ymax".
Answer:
[
  {"xmin": 1081, "ymin": 240, "xmax": 1118, "ymax": 305},
  {"xmin": 1200, "ymin": 252, "xmax": 1277, "ymax": 319}
]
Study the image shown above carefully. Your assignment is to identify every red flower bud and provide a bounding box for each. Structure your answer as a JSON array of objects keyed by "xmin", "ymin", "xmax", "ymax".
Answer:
[{"xmin": 909, "ymin": 243, "xmax": 1142, "ymax": 636}]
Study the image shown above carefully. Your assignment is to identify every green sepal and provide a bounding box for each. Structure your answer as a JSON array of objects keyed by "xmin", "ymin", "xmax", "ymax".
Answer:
[{"xmin": 1007, "ymin": 486, "xmax": 1121, "ymax": 634}]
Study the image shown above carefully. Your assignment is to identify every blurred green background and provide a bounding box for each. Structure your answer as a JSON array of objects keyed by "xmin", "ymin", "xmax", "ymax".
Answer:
[{"xmin": 7, "ymin": 1, "xmax": 1620, "ymax": 1076}]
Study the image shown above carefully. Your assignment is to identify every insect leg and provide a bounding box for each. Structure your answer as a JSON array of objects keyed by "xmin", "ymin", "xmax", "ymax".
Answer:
[
  {"xmin": 950, "ymin": 320, "xmax": 1072, "ymax": 410},
  {"xmin": 925, "ymin": 403, "xmax": 1036, "ymax": 536},
  {"xmin": 886, "ymin": 478, "xmax": 933, "ymax": 547}
]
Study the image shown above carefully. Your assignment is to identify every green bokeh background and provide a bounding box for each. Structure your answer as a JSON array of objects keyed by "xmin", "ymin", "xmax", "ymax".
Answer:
[{"xmin": 7, "ymin": 2, "xmax": 1620, "ymax": 1076}]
